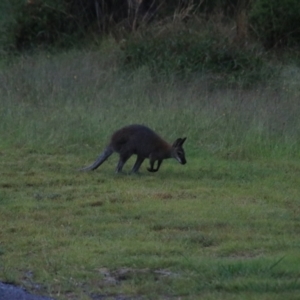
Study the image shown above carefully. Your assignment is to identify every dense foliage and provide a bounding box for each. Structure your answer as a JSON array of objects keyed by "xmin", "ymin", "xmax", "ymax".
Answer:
[
  {"xmin": 1, "ymin": 0, "xmax": 300, "ymax": 51},
  {"xmin": 0, "ymin": 0, "xmax": 298, "ymax": 83},
  {"xmin": 250, "ymin": 0, "xmax": 300, "ymax": 48},
  {"xmin": 123, "ymin": 23, "xmax": 270, "ymax": 86}
]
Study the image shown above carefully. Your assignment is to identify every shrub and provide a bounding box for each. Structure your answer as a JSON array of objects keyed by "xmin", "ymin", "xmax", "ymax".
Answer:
[
  {"xmin": 0, "ymin": 0, "xmax": 157, "ymax": 51},
  {"xmin": 12, "ymin": 1, "xmax": 85, "ymax": 50},
  {"xmin": 122, "ymin": 22, "xmax": 271, "ymax": 86},
  {"xmin": 249, "ymin": 0, "xmax": 300, "ymax": 48}
]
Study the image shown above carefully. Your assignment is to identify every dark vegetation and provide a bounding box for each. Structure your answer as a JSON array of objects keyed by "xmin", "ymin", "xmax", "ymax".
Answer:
[{"xmin": 1, "ymin": 0, "xmax": 300, "ymax": 85}]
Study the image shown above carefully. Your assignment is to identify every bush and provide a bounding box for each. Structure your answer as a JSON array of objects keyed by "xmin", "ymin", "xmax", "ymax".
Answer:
[
  {"xmin": 249, "ymin": 0, "xmax": 300, "ymax": 48},
  {"xmin": 122, "ymin": 22, "xmax": 271, "ymax": 86},
  {"xmin": 0, "ymin": 0, "xmax": 156, "ymax": 52},
  {"xmin": 12, "ymin": 1, "xmax": 86, "ymax": 50},
  {"xmin": 0, "ymin": 0, "xmax": 20, "ymax": 54}
]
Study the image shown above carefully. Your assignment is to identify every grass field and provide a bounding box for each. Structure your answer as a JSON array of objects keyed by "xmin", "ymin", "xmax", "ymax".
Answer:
[{"xmin": 1, "ymin": 46, "xmax": 300, "ymax": 299}]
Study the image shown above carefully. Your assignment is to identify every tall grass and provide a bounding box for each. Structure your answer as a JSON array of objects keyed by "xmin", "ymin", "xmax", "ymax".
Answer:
[{"xmin": 0, "ymin": 42, "xmax": 300, "ymax": 160}]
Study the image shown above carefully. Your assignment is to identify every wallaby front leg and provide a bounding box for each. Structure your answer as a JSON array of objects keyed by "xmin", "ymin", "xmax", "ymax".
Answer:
[{"xmin": 147, "ymin": 159, "xmax": 162, "ymax": 172}]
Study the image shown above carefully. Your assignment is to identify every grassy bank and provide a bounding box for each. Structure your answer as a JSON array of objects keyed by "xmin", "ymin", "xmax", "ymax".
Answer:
[{"xmin": 0, "ymin": 46, "xmax": 300, "ymax": 299}]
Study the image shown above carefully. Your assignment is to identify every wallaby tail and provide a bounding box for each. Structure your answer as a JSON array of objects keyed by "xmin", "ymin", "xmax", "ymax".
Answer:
[{"xmin": 79, "ymin": 146, "xmax": 113, "ymax": 171}]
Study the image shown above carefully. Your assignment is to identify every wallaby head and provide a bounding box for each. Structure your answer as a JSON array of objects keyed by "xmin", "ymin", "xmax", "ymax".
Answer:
[{"xmin": 171, "ymin": 137, "xmax": 187, "ymax": 165}]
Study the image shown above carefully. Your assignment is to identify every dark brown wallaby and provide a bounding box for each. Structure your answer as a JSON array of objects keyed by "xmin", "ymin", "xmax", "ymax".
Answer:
[{"xmin": 80, "ymin": 124, "xmax": 187, "ymax": 173}]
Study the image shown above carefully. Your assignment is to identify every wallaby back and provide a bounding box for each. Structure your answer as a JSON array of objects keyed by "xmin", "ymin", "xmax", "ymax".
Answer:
[{"xmin": 110, "ymin": 124, "xmax": 171, "ymax": 157}]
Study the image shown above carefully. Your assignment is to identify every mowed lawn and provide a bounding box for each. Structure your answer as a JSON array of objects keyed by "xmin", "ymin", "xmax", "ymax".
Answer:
[{"xmin": 1, "ymin": 146, "xmax": 300, "ymax": 300}]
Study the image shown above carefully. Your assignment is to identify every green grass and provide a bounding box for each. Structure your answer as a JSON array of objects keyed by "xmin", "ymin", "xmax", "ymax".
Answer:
[{"xmin": 0, "ymin": 46, "xmax": 300, "ymax": 299}]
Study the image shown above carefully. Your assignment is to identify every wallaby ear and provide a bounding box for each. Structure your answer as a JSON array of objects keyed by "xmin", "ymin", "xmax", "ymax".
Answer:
[
  {"xmin": 180, "ymin": 137, "xmax": 187, "ymax": 146},
  {"xmin": 172, "ymin": 138, "xmax": 181, "ymax": 147},
  {"xmin": 172, "ymin": 137, "xmax": 187, "ymax": 147}
]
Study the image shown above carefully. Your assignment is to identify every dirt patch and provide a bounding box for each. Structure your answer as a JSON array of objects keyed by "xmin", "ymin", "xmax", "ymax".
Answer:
[{"xmin": 96, "ymin": 267, "xmax": 179, "ymax": 286}]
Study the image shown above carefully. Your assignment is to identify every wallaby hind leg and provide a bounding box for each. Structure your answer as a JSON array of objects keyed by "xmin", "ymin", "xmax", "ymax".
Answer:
[
  {"xmin": 115, "ymin": 153, "xmax": 132, "ymax": 173},
  {"xmin": 131, "ymin": 156, "xmax": 145, "ymax": 173},
  {"xmin": 80, "ymin": 147, "xmax": 113, "ymax": 171}
]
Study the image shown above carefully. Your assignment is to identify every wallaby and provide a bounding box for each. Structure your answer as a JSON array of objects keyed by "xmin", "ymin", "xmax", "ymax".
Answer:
[{"xmin": 80, "ymin": 124, "xmax": 187, "ymax": 173}]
